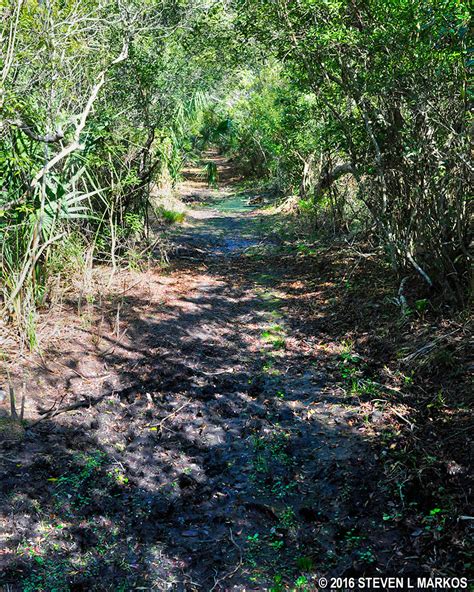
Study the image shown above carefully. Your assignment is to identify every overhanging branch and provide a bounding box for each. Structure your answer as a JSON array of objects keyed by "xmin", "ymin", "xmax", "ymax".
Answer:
[
  {"xmin": 29, "ymin": 41, "xmax": 129, "ymax": 191},
  {"xmin": 7, "ymin": 120, "xmax": 64, "ymax": 143},
  {"xmin": 316, "ymin": 162, "xmax": 355, "ymax": 194}
]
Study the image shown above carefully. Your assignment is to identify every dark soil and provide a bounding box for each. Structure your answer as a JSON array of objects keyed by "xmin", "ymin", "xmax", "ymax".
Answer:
[{"xmin": 1, "ymin": 158, "xmax": 472, "ymax": 591}]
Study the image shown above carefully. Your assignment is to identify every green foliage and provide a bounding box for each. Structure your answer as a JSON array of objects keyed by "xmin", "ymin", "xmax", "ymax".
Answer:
[
  {"xmin": 0, "ymin": 0, "xmax": 238, "ymax": 333},
  {"xmin": 339, "ymin": 343, "xmax": 381, "ymax": 398},
  {"xmin": 205, "ymin": 161, "xmax": 219, "ymax": 188},
  {"xmin": 47, "ymin": 233, "xmax": 87, "ymax": 278},
  {"xmin": 124, "ymin": 212, "xmax": 144, "ymax": 236},
  {"xmin": 296, "ymin": 556, "xmax": 313, "ymax": 571},
  {"xmin": 22, "ymin": 558, "xmax": 72, "ymax": 592},
  {"xmin": 415, "ymin": 299, "xmax": 429, "ymax": 315},
  {"xmin": 0, "ymin": 0, "xmax": 470, "ymax": 340},
  {"xmin": 423, "ymin": 507, "xmax": 447, "ymax": 532},
  {"xmin": 231, "ymin": 0, "xmax": 471, "ymax": 299},
  {"xmin": 156, "ymin": 207, "xmax": 186, "ymax": 225},
  {"xmin": 54, "ymin": 451, "xmax": 107, "ymax": 513},
  {"xmin": 261, "ymin": 324, "xmax": 286, "ymax": 350}
]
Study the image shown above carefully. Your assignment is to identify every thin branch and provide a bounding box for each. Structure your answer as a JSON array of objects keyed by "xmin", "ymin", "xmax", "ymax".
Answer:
[
  {"xmin": 9, "ymin": 383, "xmax": 18, "ymax": 420},
  {"xmin": 406, "ymin": 251, "xmax": 433, "ymax": 287},
  {"xmin": 30, "ymin": 41, "xmax": 129, "ymax": 190},
  {"xmin": 7, "ymin": 120, "xmax": 64, "ymax": 144},
  {"xmin": 148, "ymin": 400, "xmax": 191, "ymax": 431}
]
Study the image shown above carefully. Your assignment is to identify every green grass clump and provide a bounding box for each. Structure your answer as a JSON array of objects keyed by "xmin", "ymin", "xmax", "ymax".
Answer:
[
  {"xmin": 261, "ymin": 324, "xmax": 286, "ymax": 350},
  {"xmin": 204, "ymin": 161, "xmax": 218, "ymax": 188},
  {"xmin": 157, "ymin": 207, "xmax": 185, "ymax": 224}
]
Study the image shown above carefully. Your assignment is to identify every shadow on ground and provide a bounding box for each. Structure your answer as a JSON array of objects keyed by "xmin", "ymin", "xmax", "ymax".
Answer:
[
  {"xmin": 0, "ymin": 249, "xmax": 416, "ymax": 591},
  {"xmin": 2, "ymin": 158, "xmax": 469, "ymax": 591}
]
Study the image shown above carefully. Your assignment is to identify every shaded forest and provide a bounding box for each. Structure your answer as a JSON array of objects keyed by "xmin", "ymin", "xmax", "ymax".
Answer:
[{"xmin": 0, "ymin": 1, "xmax": 472, "ymax": 590}]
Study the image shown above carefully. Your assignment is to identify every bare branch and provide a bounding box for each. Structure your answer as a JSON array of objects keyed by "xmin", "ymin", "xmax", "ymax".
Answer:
[
  {"xmin": 30, "ymin": 41, "xmax": 129, "ymax": 190},
  {"xmin": 7, "ymin": 119, "xmax": 64, "ymax": 143},
  {"xmin": 316, "ymin": 162, "xmax": 356, "ymax": 194}
]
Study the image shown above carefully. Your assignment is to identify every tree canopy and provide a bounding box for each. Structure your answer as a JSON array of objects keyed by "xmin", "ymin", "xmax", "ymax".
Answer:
[{"xmin": 0, "ymin": 0, "xmax": 471, "ymax": 325}]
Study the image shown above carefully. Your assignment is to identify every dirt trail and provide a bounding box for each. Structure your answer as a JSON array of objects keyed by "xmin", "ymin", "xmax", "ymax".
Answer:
[{"xmin": 1, "ymin": 158, "xmax": 418, "ymax": 590}]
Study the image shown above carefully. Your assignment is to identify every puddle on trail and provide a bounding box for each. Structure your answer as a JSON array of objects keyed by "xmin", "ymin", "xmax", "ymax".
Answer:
[
  {"xmin": 201, "ymin": 233, "xmax": 258, "ymax": 256},
  {"xmin": 189, "ymin": 191, "xmax": 262, "ymax": 255},
  {"xmin": 170, "ymin": 188, "xmax": 273, "ymax": 257},
  {"xmin": 212, "ymin": 192, "xmax": 255, "ymax": 213},
  {"xmin": 222, "ymin": 236, "xmax": 256, "ymax": 252}
]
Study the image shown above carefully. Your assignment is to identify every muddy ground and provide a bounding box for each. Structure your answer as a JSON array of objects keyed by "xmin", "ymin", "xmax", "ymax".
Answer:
[{"xmin": 0, "ymin": 158, "xmax": 472, "ymax": 591}]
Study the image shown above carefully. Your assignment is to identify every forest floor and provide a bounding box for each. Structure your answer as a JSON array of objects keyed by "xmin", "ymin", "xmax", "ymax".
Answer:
[{"xmin": 0, "ymin": 157, "xmax": 472, "ymax": 591}]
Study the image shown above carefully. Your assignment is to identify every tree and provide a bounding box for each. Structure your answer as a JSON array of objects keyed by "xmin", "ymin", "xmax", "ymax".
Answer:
[{"xmin": 233, "ymin": 0, "xmax": 472, "ymax": 299}]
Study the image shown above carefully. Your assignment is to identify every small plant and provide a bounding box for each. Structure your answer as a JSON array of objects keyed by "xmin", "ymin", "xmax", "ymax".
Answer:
[
  {"xmin": 252, "ymin": 432, "xmax": 291, "ymax": 463},
  {"xmin": 423, "ymin": 507, "xmax": 447, "ymax": 532},
  {"xmin": 107, "ymin": 467, "xmax": 129, "ymax": 486},
  {"xmin": 204, "ymin": 161, "xmax": 218, "ymax": 188},
  {"xmin": 296, "ymin": 242, "xmax": 319, "ymax": 256},
  {"xmin": 247, "ymin": 533, "xmax": 260, "ymax": 544},
  {"xmin": 22, "ymin": 558, "xmax": 71, "ymax": 592},
  {"xmin": 344, "ymin": 527, "xmax": 364, "ymax": 548},
  {"xmin": 54, "ymin": 450, "xmax": 107, "ymax": 511},
  {"xmin": 415, "ymin": 298, "xmax": 429, "ymax": 315},
  {"xmin": 246, "ymin": 532, "xmax": 263, "ymax": 568},
  {"xmin": 382, "ymin": 511, "xmax": 402, "ymax": 522},
  {"xmin": 338, "ymin": 343, "xmax": 381, "ymax": 398},
  {"xmin": 271, "ymin": 477, "xmax": 297, "ymax": 499},
  {"xmin": 350, "ymin": 378, "xmax": 379, "ymax": 398},
  {"xmin": 156, "ymin": 206, "xmax": 185, "ymax": 224},
  {"xmin": 253, "ymin": 453, "xmax": 269, "ymax": 474},
  {"xmin": 339, "ymin": 344, "xmax": 362, "ymax": 381},
  {"xmin": 279, "ymin": 506, "xmax": 296, "ymax": 529},
  {"xmin": 296, "ymin": 556, "xmax": 314, "ymax": 571},
  {"xmin": 295, "ymin": 575, "xmax": 309, "ymax": 588},
  {"xmin": 270, "ymin": 574, "xmax": 285, "ymax": 592},
  {"xmin": 427, "ymin": 389, "xmax": 446, "ymax": 410},
  {"xmin": 271, "ymin": 336, "xmax": 286, "ymax": 350},
  {"xmin": 125, "ymin": 246, "xmax": 145, "ymax": 271},
  {"xmin": 124, "ymin": 211, "xmax": 144, "ymax": 235},
  {"xmin": 261, "ymin": 325, "xmax": 286, "ymax": 350},
  {"xmin": 26, "ymin": 308, "xmax": 39, "ymax": 351},
  {"xmin": 269, "ymin": 539, "xmax": 284, "ymax": 550},
  {"xmin": 357, "ymin": 548, "xmax": 376, "ymax": 564},
  {"xmin": 262, "ymin": 358, "xmax": 280, "ymax": 376}
]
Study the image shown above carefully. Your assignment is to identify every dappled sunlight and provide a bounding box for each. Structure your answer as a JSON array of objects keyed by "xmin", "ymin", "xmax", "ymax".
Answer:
[
  {"xmin": 1, "ymin": 211, "xmax": 400, "ymax": 588},
  {"xmin": 0, "ymin": 0, "xmax": 470, "ymax": 588},
  {"xmin": 2, "ymin": 149, "xmax": 471, "ymax": 590}
]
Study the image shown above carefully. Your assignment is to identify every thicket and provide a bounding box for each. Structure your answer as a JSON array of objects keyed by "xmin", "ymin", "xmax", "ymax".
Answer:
[
  {"xmin": 220, "ymin": 0, "xmax": 472, "ymax": 303},
  {"xmin": 0, "ymin": 0, "xmax": 236, "ymax": 339},
  {"xmin": 0, "ymin": 0, "xmax": 471, "ymax": 344}
]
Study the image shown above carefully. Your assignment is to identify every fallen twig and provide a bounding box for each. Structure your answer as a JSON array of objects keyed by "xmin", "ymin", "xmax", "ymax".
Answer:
[
  {"xmin": 117, "ymin": 279, "xmax": 143, "ymax": 297},
  {"xmin": 29, "ymin": 393, "xmax": 106, "ymax": 427},
  {"xmin": 390, "ymin": 408, "xmax": 415, "ymax": 431},
  {"xmin": 149, "ymin": 400, "xmax": 191, "ymax": 431},
  {"xmin": 402, "ymin": 328, "xmax": 461, "ymax": 363},
  {"xmin": 210, "ymin": 528, "xmax": 243, "ymax": 592},
  {"xmin": 36, "ymin": 392, "xmax": 68, "ymax": 418},
  {"xmin": 443, "ymin": 425, "xmax": 473, "ymax": 442},
  {"xmin": 0, "ymin": 454, "xmax": 24, "ymax": 463}
]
